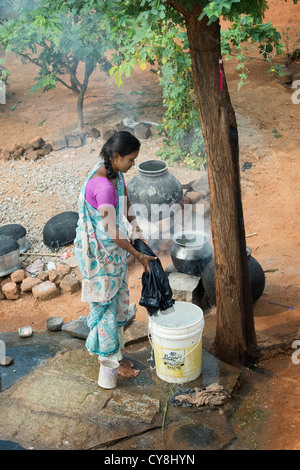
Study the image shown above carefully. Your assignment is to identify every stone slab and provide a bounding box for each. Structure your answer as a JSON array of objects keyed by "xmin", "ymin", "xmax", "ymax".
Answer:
[
  {"xmin": 0, "ymin": 328, "xmax": 242, "ymax": 450},
  {"xmin": 61, "ymin": 304, "xmax": 137, "ymax": 339}
]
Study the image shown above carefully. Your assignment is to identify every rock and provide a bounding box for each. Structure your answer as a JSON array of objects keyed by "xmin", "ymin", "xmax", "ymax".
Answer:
[
  {"xmin": 100, "ymin": 127, "xmax": 115, "ymax": 141},
  {"xmin": 29, "ymin": 137, "xmax": 45, "ymax": 150},
  {"xmin": 36, "ymin": 143, "xmax": 52, "ymax": 157},
  {"xmin": 26, "ymin": 150, "xmax": 39, "ymax": 161},
  {"xmin": 116, "ymin": 121, "xmax": 133, "ymax": 133},
  {"xmin": 59, "ymin": 274, "xmax": 81, "ymax": 293},
  {"xmin": 0, "ymin": 356, "xmax": 14, "ymax": 366},
  {"xmin": 149, "ymin": 124, "xmax": 161, "ymax": 137},
  {"xmin": 2, "ymin": 282, "xmax": 20, "ymax": 300},
  {"xmin": 67, "ymin": 135, "xmax": 82, "ymax": 148},
  {"xmin": 11, "ymin": 146, "xmax": 25, "ymax": 160},
  {"xmin": 56, "ymin": 263, "xmax": 71, "ymax": 277},
  {"xmin": 62, "ymin": 317, "xmax": 90, "ymax": 339},
  {"xmin": 293, "ymin": 72, "xmax": 300, "ymax": 81},
  {"xmin": 185, "ymin": 191, "xmax": 202, "ymax": 204},
  {"xmin": 32, "ymin": 281, "xmax": 60, "ymax": 301},
  {"xmin": 10, "ymin": 269, "xmax": 25, "ymax": 283},
  {"xmin": 191, "ymin": 172, "xmax": 209, "ymax": 198},
  {"xmin": 124, "ymin": 321, "xmax": 148, "ymax": 345},
  {"xmin": 20, "ymin": 277, "xmax": 42, "ymax": 292},
  {"xmin": 52, "ymin": 137, "xmax": 68, "ymax": 151},
  {"xmin": 134, "ymin": 123, "xmax": 151, "ymax": 139},
  {"xmin": 0, "ymin": 286, "xmax": 5, "ymax": 300},
  {"xmin": 48, "ymin": 269, "xmax": 61, "ymax": 284},
  {"xmin": 0, "ymin": 149, "xmax": 10, "ymax": 161},
  {"xmin": 168, "ymin": 272, "xmax": 201, "ymax": 303},
  {"xmin": 73, "ymin": 266, "xmax": 82, "ymax": 281},
  {"xmin": 46, "ymin": 316, "xmax": 64, "ymax": 332},
  {"xmin": 275, "ymin": 66, "xmax": 293, "ymax": 83},
  {"xmin": 196, "ymin": 198, "xmax": 211, "ymax": 218},
  {"xmin": 61, "ymin": 256, "xmax": 78, "ymax": 269},
  {"xmin": 90, "ymin": 128, "xmax": 100, "ymax": 138},
  {"xmin": 18, "ymin": 326, "xmax": 33, "ymax": 338},
  {"xmin": 62, "ymin": 304, "xmax": 137, "ymax": 339},
  {"xmin": 37, "ymin": 270, "xmax": 49, "ymax": 281},
  {"xmin": 1, "ymin": 278, "xmax": 11, "ymax": 288}
]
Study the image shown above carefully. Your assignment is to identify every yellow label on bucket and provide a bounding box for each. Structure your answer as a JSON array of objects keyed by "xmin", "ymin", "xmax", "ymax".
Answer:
[{"xmin": 152, "ymin": 339, "xmax": 202, "ymax": 382}]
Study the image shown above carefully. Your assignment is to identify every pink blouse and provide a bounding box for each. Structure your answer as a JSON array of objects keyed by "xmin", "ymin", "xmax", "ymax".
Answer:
[{"xmin": 85, "ymin": 177, "xmax": 119, "ymax": 209}]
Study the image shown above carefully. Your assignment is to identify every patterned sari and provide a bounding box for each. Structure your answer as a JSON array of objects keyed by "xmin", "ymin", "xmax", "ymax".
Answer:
[{"xmin": 74, "ymin": 162, "xmax": 130, "ymax": 358}]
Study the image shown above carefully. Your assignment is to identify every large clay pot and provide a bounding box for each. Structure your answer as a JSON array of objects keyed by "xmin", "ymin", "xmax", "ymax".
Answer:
[
  {"xmin": 126, "ymin": 160, "xmax": 183, "ymax": 219},
  {"xmin": 201, "ymin": 247, "xmax": 265, "ymax": 304},
  {"xmin": 171, "ymin": 230, "xmax": 213, "ymax": 275}
]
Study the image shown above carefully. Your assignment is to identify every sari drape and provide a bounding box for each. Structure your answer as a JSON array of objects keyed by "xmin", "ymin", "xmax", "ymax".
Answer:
[{"xmin": 74, "ymin": 162, "xmax": 130, "ymax": 357}]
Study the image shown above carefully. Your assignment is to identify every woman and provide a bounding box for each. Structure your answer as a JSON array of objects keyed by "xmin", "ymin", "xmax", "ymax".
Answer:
[{"xmin": 74, "ymin": 131, "xmax": 156, "ymax": 378}]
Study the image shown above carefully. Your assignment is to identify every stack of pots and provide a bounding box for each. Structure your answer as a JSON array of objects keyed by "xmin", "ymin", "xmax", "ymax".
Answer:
[{"xmin": 0, "ymin": 224, "xmax": 29, "ymax": 277}]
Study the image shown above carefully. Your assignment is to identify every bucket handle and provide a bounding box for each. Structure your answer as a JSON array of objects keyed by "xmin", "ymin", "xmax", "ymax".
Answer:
[{"xmin": 147, "ymin": 324, "xmax": 202, "ymax": 362}]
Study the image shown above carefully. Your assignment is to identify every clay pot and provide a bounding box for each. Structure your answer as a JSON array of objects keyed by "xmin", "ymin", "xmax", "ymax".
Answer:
[
  {"xmin": 126, "ymin": 160, "xmax": 183, "ymax": 219},
  {"xmin": 201, "ymin": 247, "xmax": 265, "ymax": 305},
  {"xmin": 171, "ymin": 230, "xmax": 213, "ymax": 275}
]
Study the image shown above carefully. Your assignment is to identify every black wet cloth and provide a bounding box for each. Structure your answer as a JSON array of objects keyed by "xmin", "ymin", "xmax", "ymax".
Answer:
[{"xmin": 132, "ymin": 239, "xmax": 174, "ymax": 315}]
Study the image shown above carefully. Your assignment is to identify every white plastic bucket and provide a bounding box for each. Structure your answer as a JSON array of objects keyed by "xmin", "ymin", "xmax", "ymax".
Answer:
[
  {"xmin": 149, "ymin": 302, "xmax": 204, "ymax": 384},
  {"xmin": 98, "ymin": 359, "xmax": 119, "ymax": 389}
]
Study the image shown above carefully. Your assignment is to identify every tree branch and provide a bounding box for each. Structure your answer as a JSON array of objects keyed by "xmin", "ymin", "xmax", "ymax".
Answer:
[{"xmin": 18, "ymin": 52, "xmax": 78, "ymax": 91}]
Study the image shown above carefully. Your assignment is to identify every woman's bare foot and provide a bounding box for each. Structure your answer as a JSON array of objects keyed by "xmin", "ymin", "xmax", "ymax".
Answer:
[
  {"xmin": 118, "ymin": 363, "xmax": 140, "ymax": 378},
  {"xmin": 119, "ymin": 358, "xmax": 134, "ymax": 368},
  {"xmin": 98, "ymin": 358, "xmax": 139, "ymax": 378}
]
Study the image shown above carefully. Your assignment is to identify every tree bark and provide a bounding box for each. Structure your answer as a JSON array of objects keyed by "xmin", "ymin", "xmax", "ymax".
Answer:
[
  {"xmin": 77, "ymin": 58, "xmax": 94, "ymax": 133},
  {"xmin": 168, "ymin": 1, "xmax": 257, "ymax": 365}
]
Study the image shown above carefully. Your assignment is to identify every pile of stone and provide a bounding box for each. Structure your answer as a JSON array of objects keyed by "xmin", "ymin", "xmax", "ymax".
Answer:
[
  {"xmin": 0, "ymin": 257, "xmax": 81, "ymax": 301},
  {"xmin": 0, "ymin": 119, "xmax": 159, "ymax": 162}
]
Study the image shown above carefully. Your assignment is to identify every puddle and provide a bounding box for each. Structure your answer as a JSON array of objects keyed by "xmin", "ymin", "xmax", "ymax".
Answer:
[
  {"xmin": 0, "ymin": 440, "xmax": 26, "ymax": 450},
  {"xmin": 0, "ymin": 343, "xmax": 62, "ymax": 392}
]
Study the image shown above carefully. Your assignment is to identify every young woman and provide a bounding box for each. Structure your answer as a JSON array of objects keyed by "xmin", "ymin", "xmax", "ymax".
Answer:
[{"xmin": 74, "ymin": 131, "xmax": 156, "ymax": 378}]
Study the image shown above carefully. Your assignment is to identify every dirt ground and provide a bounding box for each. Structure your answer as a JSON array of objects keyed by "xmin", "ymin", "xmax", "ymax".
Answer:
[{"xmin": 0, "ymin": 0, "xmax": 299, "ymax": 450}]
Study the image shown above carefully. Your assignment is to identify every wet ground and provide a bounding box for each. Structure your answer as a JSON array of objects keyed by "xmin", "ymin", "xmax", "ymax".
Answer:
[{"xmin": 0, "ymin": 325, "xmax": 242, "ymax": 451}]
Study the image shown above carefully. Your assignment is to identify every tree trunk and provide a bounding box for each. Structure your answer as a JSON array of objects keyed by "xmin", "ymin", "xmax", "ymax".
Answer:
[
  {"xmin": 168, "ymin": 2, "xmax": 257, "ymax": 365},
  {"xmin": 77, "ymin": 59, "xmax": 94, "ymax": 133}
]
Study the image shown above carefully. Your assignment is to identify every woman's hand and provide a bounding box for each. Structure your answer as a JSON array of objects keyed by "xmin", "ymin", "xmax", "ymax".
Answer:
[{"xmin": 137, "ymin": 253, "xmax": 157, "ymax": 272}]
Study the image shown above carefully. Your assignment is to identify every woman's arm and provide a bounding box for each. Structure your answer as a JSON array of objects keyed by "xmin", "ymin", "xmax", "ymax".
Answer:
[{"xmin": 99, "ymin": 205, "xmax": 155, "ymax": 271}]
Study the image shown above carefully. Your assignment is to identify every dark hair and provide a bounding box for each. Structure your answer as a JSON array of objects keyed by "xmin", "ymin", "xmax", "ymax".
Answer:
[{"xmin": 100, "ymin": 131, "xmax": 141, "ymax": 179}]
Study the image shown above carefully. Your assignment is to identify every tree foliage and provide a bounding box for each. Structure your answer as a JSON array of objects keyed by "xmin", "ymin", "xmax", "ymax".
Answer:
[{"xmin": 0, "ymin": 0, "xmax": 115, "ymax": 131}]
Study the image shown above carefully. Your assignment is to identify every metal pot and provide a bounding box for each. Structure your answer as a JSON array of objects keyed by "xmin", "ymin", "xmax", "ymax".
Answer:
[
  {"xmin": 171, "ymin": 230, "xmax": 213, "ymax": 275},
  {"xmin": 0, "ymin": 239, "xmax": 22, "ymax": 277},
  {"xmin": 0, "ymin": 224, "xmax": 29, "ymax": 253}
]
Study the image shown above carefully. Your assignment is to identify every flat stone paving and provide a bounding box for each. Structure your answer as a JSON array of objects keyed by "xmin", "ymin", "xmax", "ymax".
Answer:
[{"xmin": 0, "ymin": 324, "xmax": 241, "ymax": 451}]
